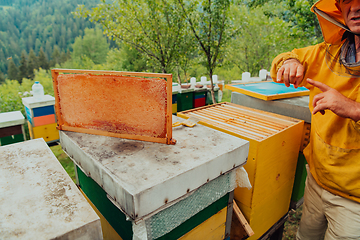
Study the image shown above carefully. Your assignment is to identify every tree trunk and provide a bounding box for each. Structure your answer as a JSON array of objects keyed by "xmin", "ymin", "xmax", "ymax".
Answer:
[{"xmin": 209, "ymin": 72, "xmax": 216, "ymax": 104}]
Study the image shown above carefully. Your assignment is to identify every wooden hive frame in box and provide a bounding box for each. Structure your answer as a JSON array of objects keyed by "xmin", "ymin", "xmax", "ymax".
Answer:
[{"xmin": 52, "ymin": 69, "xmax": 176, "ymax": 145}]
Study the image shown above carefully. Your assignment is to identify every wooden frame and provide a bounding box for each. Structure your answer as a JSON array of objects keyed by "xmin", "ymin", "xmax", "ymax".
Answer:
[
  {"xmin": 225, "ymin": 81, "xmax": 309, "ymax": 101},
  {"xmin": 52, "ymin": 69, "xmax": 176, "ymax": 145}
]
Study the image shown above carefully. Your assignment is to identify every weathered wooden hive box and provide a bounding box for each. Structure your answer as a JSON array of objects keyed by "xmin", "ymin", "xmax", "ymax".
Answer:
[
  {"xmin": 22, "ymin": 95, "xmax": 59, "ymax": 143},
  {"xmin": 59, "ymin": 115, "xmax": 250, "ymax": 240},
  {"xmin": 0, "ymin": 138, "xmax": 102, "ymax": 239},
  {"xmin": 0, "ymin": 111, "xmax": 26, "ymax": 146},
  {"xmin": 177, "ymin": 102, "xmax": 304, "ymax": 240}
]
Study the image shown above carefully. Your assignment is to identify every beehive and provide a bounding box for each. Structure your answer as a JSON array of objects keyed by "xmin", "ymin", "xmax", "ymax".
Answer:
[
  {"xmin": 231, "ymin": 92, "xmax": 311, "ymax": 209},
  {"xmin": 193, "ymin": 88, "xmax": 207, "ymax": 108},
  {"xmin": 176, "ymin": 88, "xmax": 194, "ymax": 112},
  {"xmin": 59, "ymin": 116, "xmax": 250, "ymax": 239},
  {"xmin": 51, "ymin": 69, "xmax": 175, "ymax": 145},
  {"xmin": 177, "ymin": 102, "xmax": 304, "ymax": 239},
  {"xmin": 0, "ymin": 111, "xmax": 26, "ymax": 146},
  {"xmin": 22, "ymin": 95, "xmax": 59, "ymax": 143}
]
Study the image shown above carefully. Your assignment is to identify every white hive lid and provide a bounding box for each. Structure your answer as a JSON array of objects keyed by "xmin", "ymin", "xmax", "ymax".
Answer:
[
  {"xmin": 0, "ymin": 139, "xmax": 102, "ymax": 239},
  {"xmin": 60, "ymin": 116, "xmax": 249, "ymax": 221}
]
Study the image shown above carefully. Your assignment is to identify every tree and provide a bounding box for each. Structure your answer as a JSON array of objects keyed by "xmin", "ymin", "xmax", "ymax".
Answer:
[
  {"xmin": 7, "ymin": 58, "xmax": 18, "ymax": 80},
  {"xmin": 177, "ymin": 0, "xmax": 240, "ymax": 103},
  {"xmin": 38, "ymin": 47, "xmax": 49, "ymax": 70},
  {"xmin": 0, "ymin": 71, "xmax": 5, "ymax": 84},
  {"xmin": 75, "ymin": 0, "xmax": 192, "ymax": 74},
  {"xmin": 27, "ymin": 49, "xmax": 37, "ymax": 79},
  {"xmin": 248, "ymin": 0, "xmax": 322, "ymax": 43},
  {"xmin": 71, "ymin": 28, "xmax": 109, "ymax": 65},
  {"xmin": 18, "ymin": 51, "xmax": 27, "ymax": 83},
  {"xmin": 50, "ymin": 46, "xmax": 61, "ymax": 67},
  {"xmin": 119, "ymin": 45, "xmax": 149, "ymax": 72}
]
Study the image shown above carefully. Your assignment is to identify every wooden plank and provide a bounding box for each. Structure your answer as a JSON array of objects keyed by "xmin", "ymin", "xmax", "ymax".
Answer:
[
  {"xmin": 61, "ymin": 125, "xmax": 168, "ymax": 144},
  {"xmin": 232, "ymin": 200, "xmax": 254, "ymax": 238}
]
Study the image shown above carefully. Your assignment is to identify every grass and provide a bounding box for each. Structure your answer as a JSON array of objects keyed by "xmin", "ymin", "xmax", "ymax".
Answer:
[
  {"xmin": 50, "ymin": 144, "xmax": 76, "ymax": 182},
  {"xmin": 283, "ymin": 206, "xmax": 302, "ymax": 239}
]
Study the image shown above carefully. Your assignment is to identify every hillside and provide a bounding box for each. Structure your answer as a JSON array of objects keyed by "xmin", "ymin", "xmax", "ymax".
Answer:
[{"xmin": 0, "ymin": 0, "xmax": 100, "ymax": 75}]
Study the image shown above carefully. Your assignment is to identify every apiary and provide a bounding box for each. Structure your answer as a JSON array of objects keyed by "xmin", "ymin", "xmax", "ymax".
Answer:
[
  {"xmin": 59, "ymin": 115, "xmax": 250, "ymax": 240},
  {"xmin": 51, "ymin": 69, "xmax": 175, "ymax": 145},
  {"xmin": 0, "ymin": 138, "xmax": 102, "ymax": 239},
  {"xmin": 177, "ymin": 102, "xmax": 304, "ymax": 240},
  {"xmin": 0, "ymin": 111, "xmax": 26, "ymax": 146},
  {"xmin": 22, "ymin": 95, "xmax": 59, "ymax": 143}
]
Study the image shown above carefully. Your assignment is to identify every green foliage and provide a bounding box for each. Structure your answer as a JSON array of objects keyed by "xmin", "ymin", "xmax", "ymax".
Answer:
[
  {"xmin": 38, "ymin": 47, "xmax": 50, "ymax": 70},
  {"xmin": 76, "ymin": 0, "xmax": 193, "ymax": 74},
  {"xmin": 50, "ymin": 46, "xmax": 61, "ymax": 68},
  {"xmin": 0, "ymin": 69, "xmax": 53, "ymax": 114},
  {"xmin": 27, "ymin": 49, "xmax": 37, "ymax": 79},
  {"xmin": 50, "ymin": 145, "xmax": 76, "ymax": 182},
  {"xmin": 71, "ymin": 28, "xmax": 109, "ymax": 64},
  {"xmin": 7, "ymin": 58, "xmax": 18, "ymax": 80},
  {"xmin": 18, "ymin": 51, "xmax": 27, "ymax": 83},
  {"xmin": 117, "ymin": 45, "xmax": 149, "ymax": 72},
  {"xmin": 0, "ymin": 0, "xmax": 99, "ymax": 75},
  {"xmin": 0, "ymin": 71, "xmax": 4, "ymax": 84}
]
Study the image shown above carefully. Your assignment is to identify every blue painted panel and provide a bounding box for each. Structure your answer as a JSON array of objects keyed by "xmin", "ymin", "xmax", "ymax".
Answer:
[
  {"xmin": 32, "ymin": 105, "xmax": 55, "ymax": 117},
  {"xmin": 25, "ymin": 106, "xmax": 33, "ymax": 125},
  {"xmin": 194, "ymin": 94, "xmax": 206, "ymax": 99},
  {"xmin": 232, "ymin": 82, "xmax": 308, "ymax": 96}
]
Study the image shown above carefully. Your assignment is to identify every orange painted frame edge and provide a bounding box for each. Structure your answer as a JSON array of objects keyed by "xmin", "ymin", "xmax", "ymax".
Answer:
[{"xmin": 51, "ymin": 68, "xmax": 176, "ymax": 145}]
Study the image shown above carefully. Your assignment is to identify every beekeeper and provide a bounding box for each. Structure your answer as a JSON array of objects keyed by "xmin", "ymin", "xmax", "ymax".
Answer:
[{"xmin": 271, "ymin": 0, "xmax": 360, "ymax": 239}]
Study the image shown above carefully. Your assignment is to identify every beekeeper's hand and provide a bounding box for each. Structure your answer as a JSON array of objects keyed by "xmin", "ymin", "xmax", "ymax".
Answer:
[
  {"xmin": 308, "ymin": 78, "xmax": 360, "ymax": 121},
  {"xmin": 276, "ymin": 58, "xmax": 304, "ymax": 88}
]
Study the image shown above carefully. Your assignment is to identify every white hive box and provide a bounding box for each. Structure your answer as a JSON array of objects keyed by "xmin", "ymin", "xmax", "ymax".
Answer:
[{"xmin": 0, "ymin": 139, "xmax": 102, "ymax": 239}]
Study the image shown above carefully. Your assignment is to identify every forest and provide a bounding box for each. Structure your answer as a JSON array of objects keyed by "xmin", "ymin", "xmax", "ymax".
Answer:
[{"xmin": 0, "ymin": 0, "xmax": 322, "ymax": 113}]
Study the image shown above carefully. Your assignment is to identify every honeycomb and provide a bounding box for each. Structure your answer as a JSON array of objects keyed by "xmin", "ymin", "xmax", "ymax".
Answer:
[{"xmin": 56, "ymin": 74, "xmax": 167, "ymax": 138}]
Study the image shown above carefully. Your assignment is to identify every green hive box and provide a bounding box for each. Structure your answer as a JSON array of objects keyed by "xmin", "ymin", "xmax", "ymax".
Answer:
[{"xmin": 177, "ymin": 88, "xmax": 194, "ymax": 111}]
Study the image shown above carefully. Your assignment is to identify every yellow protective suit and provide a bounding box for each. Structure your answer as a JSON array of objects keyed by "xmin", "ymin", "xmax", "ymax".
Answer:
[{"xmin": 270, "ymin": 0, "xmax": 360, "ymax": 203}]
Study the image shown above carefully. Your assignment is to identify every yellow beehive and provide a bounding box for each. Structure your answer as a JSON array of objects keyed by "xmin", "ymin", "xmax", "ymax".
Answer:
[{"xmin": 177, "ymin": 102, "xmax": 304, "ymax": 239}]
